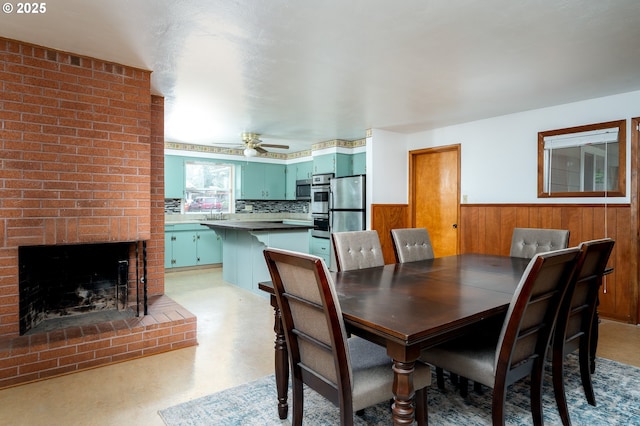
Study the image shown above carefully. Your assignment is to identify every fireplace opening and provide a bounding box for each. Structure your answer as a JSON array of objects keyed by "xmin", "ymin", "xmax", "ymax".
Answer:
[{"xmin": 18, "ymin": 242, "xmax": 137, "ymax": 335}]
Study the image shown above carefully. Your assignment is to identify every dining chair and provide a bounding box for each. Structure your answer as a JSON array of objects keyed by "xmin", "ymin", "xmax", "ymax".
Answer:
[
  {"xmin": 390, "ymin": 226, "xmax": 461, "ymax": 389},
  {"xmin": 420, "ymin": 247, "xmax": 580, "ymax": 426},
  {"xmin": 450, "ymin": 227, "xmax": 571, "ymax": 396},
  {"xmin": 263, "ymin": 248, "xmax": 431, "ymax": 426},
  {"xmin": 510, "ymin": 227, "xmax": 570, "ymax": 258},
  {"xmin": 332, "ymin": 230, "xmax": 385, "ymax": 271},
  {"xmin": 551, "ymin": 238, "xmax": 615, "ymax": 426},
  {"xmin": 390, "ymin": 228, "xmax": 435, "ymax": 263}
]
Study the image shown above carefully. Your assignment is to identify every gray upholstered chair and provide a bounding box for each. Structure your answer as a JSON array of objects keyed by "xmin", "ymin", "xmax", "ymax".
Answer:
[
  {"xmin": 391, "ymin": 228, "xmax": 435, "ymax": 263},
  {"xmin": 420, "ymin": 247, "xmax": 580, "ymax": 426},
  {"xmin": 551, "ymin": 238, "xmax": 615, "ymax": 426},
  {"xmin": 510, "ymin": 227, "xmax": 570, "ymax": 258},
  {"xmin": 332, "ymin": 230, "xmax": 385, "ymax": 271},
  {"xmin": 263, "ymin": 248, "xmax": 431, "ymax": 426}
]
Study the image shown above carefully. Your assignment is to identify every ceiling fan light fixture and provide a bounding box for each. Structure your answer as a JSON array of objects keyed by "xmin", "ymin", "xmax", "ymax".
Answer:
[{"xmin": 244, "ymin": 147, "xmax": 258, "ymax": 157}]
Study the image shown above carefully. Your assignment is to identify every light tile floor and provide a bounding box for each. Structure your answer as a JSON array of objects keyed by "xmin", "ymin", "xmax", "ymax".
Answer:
[{"xmin": 0, "ymin": 267, "xmax": 637, "ymax": 425}]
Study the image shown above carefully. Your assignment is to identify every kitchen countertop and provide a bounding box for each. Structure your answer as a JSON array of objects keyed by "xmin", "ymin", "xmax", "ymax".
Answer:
[{"xmin": 200, "ymin": 220, "xmax": 313, "ymax": 231}]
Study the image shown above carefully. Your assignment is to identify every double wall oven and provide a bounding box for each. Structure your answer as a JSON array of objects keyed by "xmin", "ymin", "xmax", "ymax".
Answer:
[{"xmin": 311, "ymin": 173, "xmax": 333, "ymax": 238}]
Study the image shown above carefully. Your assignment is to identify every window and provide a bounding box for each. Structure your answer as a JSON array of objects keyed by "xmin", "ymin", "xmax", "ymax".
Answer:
[
  {"xmin": 184, "ymin": 162, "xmax": 234, "ymax": 213},
  {"xmin": 538, "ymin": 120, "xmax": 626, "ymax": 197}
]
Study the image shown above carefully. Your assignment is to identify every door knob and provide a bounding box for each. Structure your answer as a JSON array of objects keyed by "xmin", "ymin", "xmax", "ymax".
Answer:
[{"xmin": 452, "ymin": 224, "xmax": 458, "ymax": 229}]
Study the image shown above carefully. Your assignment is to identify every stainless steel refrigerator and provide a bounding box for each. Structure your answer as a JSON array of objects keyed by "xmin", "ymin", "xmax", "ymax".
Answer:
[
  {"xmin": 329, "ymin": 174, "xmax": 366, "ymax": 271},
  {"xmin": 329, "ymin": 174, "xmax": 366, "ymax": 234}
]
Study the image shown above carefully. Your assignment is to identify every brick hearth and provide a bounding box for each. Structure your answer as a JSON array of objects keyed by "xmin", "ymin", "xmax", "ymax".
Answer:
[
  {"xmin": 0, "ymin": 296, "xmax": 196, "ymax": 388},
  {"xmin": 0, "ymin": 38, "xmax": 196, "ymax": 388}
]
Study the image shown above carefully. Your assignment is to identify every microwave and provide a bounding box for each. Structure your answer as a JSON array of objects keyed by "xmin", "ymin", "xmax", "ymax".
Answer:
[{"xmin": 295, "ymin": 179, "xmax": 312, "ymax": 200}]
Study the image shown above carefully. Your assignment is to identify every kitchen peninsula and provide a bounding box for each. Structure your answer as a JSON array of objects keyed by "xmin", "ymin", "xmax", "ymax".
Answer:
[{"xmin": 200, "ymin": 220, "xmax": 313, "ymax": 295}]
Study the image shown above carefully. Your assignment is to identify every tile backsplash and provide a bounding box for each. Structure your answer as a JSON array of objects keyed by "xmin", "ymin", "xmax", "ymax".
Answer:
[
  {"xmin": 164, "ymin": 199, "xmax": 310, "ymax": 215},
  {"xmin": 235, "ymin": 199, "xmax": 309, "ymax": 214}
]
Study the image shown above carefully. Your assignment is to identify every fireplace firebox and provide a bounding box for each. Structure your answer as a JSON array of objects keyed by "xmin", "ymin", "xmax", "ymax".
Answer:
[{"xmin": 18, "ymin": 242, "xmax": 143, "ymax": 335}]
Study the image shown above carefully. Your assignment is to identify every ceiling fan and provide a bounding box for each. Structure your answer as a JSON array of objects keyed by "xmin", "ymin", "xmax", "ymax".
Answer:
[{"xmin": 216, "ymin": 132, "xmax": 290, "ymax": 157}]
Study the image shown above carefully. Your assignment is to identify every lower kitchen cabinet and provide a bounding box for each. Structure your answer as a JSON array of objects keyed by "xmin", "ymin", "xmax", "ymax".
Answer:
[
  {"xmin": 165, "ymin": 224, "xmax": 222, "ymax": 268},
  {"xmin": 310, "ymin": 236, "xmax": 331, "ymax": 268}
]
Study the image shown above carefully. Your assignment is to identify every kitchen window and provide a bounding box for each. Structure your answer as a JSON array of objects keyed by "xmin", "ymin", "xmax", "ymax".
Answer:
[
  {"xmin": 184, "ymin": 161, "xmax": 234, "ymax": 213},
  {"xmin": 538, "ymin": 120, "xmax": 626, "ymax": 197}
]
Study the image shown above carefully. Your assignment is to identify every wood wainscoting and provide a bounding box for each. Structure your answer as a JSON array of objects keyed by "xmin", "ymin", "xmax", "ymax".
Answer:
[
  {"xmin": 372, "ymin": 202, "xmax": 637, "ymax": 323},
  {"xmin": 460, "ymin": 203, "xmax": 635, "ymax": 323},
  {"xmin": 371, "ymin": 204, "xmax": 409, "ymax": 264}
]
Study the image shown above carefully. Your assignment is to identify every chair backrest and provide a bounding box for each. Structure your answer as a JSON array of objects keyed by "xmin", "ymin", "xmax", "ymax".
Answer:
[
  {"xmin": 554, "ymin": 238, "xmax": 615, "ymax": 356},
  {"xmin": 494, "ymin": 247, "xmax": 580, "ymax": 386},
  {"xmin": 331, "ymin": 230, "xmax": 384, "ymax": 271},
  {"xmin": 510, "ymin": 227, "xmax": 570, "ymax": 258},
  {"xmin": 390, "ymin": 228, "xmax": 435, "ymax": 263},
  {"xmin": 263, "ymin": 248, "xmax": 353, "ymax": 407}
]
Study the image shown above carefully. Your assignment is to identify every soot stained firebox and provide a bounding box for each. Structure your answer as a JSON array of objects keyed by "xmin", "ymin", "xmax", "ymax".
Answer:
[{"xmin": 18, "ymin": 242, "xmax": 136, "ymax": 335}]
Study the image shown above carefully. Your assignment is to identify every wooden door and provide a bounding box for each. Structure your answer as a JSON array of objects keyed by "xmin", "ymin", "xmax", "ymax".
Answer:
[{"xmin": 409, "ymin": 145, "xmax": 460, "ymax": 256}]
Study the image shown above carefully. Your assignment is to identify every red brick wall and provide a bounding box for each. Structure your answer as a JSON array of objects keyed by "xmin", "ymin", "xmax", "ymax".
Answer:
[
  {"xmin": 0, "ymin": 39, "xmax": 191, "ymax": 388},
  {"xmin": 148, "ymin": 95, "xmax": 165, "ymax": 296},
  {"xmin": 0, "ymin": 37, "xmax": 153, "ymax": 336}
]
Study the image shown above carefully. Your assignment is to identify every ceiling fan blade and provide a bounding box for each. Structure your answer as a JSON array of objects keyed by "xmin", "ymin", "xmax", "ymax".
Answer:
[
  {"xmin": 255, "ymin": 146, "xmax": 268, "ymax": 154},
  {"xmin": 259, "ymin": 143, "xmax": 289, "ymax": 149}
]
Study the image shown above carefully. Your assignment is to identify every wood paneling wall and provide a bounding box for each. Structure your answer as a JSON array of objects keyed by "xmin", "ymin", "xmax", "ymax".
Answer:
[
  {"xmin": 372, "ymin": 202, "xmax": 637, "ymax": 323},
  {"xmin": 460, "ymin": 204, "xmax": 635, "ymax": 323},
  {"xmin": 371, "ymin": 204, "xmax": 409, "ymax": 264}
]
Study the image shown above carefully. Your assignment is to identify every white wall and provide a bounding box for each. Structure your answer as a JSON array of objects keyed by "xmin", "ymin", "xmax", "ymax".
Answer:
[
  {"xmin": 367, "ymin": 129, "xmax": 409, "ymax": 204},
  {"xmin": 374, "ymin": 90, "xmax": 640, "ymax": 204}
]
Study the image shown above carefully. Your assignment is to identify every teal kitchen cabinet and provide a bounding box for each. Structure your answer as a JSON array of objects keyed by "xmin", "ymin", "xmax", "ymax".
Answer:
[
  {"xmin": 313, "ymin": 153, "xmax": 352, "ymax": 177},
  {"xmin": 240, "ymin": 163, "xmax": 286, "ymax": 199},
  {"xmin": 310, "ymin": 236, "xmax": 331, "ymax": 267},
  {"xmin": 285, "ymin": 164, "xmax": 296, "ymax": 199},
  {"xmin": 240, "ymin": 163, "xmax": 264, "ymax": 199},
  {"xmin": 195, "ymin": 229, "xmax": 222, "ymax": 264},
  {"xmin": 296, "ymin": 161, "xmax": 313, "ymax": 179},
  {"xmin": 164, "ymin": 156, "xmax": 185, "ymax": 198},
  {"xmin": 352, "ymin": 152, "xmax": 366, "ymax": 175},
  {"xmin": 285, "ymin": 160, "xmax": 313, "ymax": 199},
  {"xmin": 165, "ymin": 224, "xmax": 222, "ymax": 268}
]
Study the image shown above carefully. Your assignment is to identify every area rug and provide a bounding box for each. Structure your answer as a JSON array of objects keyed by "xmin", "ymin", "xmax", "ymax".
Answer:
[{"xmin": 159, "ymin": 355, "xmax": 640, "ymax": 425}]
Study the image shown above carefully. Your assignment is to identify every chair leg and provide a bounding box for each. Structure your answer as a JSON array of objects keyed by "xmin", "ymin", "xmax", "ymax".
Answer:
[
  {"xmin": 459, "ymin": 376, "xmax": 468, "ymax": 397},
  {"xmin": 436, "ymin": 367, "xmax": 445, "ymax": 389},
  {"xmin": 552, "ymin": 352, "xmax": 571, "ymax": 426},
  {"xmin": 415, "ymin": 387, "xmax": 428, "ymax": 426},
  {"xmin": 579, "ymin": 347, "xmax": 596, "ymax": 406},
  {"xmin": 340, "ymin": 401, "xmax": 354, "ymax": 426},
  {"xmin": 450, "ymin": 372, "xmax": 459, "ymax": 386},
  {"xmin": 492, "ymin": 384, "xmax": 507, "ymax": 426},
  {"xmin": 473, "ymin": 381, "xmax": 483, "ymax": 394},
  {"xmin": 530, "ymin": 362, "xmax": 545, "ymax": 426},
  {"xmin": 292, "ymin": 378, "xmax": 304, "ymax": 426}
]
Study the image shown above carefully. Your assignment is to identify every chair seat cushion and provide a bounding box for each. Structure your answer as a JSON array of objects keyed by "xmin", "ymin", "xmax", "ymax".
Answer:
[
  {"xmin": 349, "ymin": 336, "xmax": 432, "ymax": 411},
  {"xmin": 420, "ymin": 332, "xmax": 499, "ymax": 388}
]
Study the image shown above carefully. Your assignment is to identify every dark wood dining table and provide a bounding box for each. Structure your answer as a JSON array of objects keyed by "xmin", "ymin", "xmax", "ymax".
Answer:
[{"xmin": 259, "ymin": 253, "xmax": 532, "ymax": 425}]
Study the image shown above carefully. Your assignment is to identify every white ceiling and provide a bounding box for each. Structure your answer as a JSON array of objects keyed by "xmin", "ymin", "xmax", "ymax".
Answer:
[{"xmin": 2, "ymin": 0, "xmax": 640, "ymax": 153}]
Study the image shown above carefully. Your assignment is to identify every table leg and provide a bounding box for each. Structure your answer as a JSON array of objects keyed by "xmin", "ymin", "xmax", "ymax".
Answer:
[
  {"xmin": 391, "ymin": 359, "xmax": 417, "ymax": 425},
  {"xmin": 270, "ymin": 295, "xmax": 289, "ymax": 419}
]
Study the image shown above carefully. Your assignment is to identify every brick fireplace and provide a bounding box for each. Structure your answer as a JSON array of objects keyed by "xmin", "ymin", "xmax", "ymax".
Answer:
[{"xmin": 0, "ymin": 38, "xmax": 197, "ymax": 388}]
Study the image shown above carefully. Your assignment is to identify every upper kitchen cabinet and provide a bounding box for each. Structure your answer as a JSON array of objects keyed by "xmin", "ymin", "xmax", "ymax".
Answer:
[
  {"xmin": 352, "ymin": 152, "xmax": 366, "ymax": 175},
  {"xmin": 313, "ymin": 153, "xmax": 352, "ymax": 177},
  {"xmin": 296, "ymin": 161, "xmax": 313, "ymax": 179},
  {"xmin": 240, "ymin": 162, "xmax": 286, "ymax": 199},
  {"xmin": 285, "ymin": 160, "xmax": 313, "ymax": 199},
  {"xmin": 165, "ymin": 156, "xmax": 185, "ymax": 198}
]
